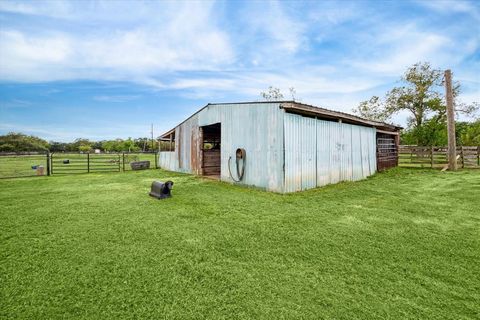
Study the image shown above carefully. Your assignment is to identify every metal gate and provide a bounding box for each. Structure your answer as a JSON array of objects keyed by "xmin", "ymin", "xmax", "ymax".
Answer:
[{"xmin": 51, "ymin": 153, "xmax": 120, "ymax": 175}]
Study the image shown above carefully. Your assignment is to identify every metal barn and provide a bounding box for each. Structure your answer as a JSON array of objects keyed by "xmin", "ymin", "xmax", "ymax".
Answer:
[{"xmin": 159, "ymin": 101, "xmax": 401, "ymax": 193}]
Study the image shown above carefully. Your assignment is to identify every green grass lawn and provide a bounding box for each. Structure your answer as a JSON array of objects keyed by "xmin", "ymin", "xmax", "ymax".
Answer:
[
  {"xmin": 0, "ymin": 153, "xmax": 157, "ymax": 178},
  {"xmin": 1, "ymin": 168, "xmax": 479, "ymax": 319}
]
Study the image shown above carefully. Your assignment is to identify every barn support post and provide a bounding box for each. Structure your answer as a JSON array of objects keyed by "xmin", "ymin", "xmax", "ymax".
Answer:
[{"xmin": 46, "ymin": 152, "xmax": 51, "ymax": 176}]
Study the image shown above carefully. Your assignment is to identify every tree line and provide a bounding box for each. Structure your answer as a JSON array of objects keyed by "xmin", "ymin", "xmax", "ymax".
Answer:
[
  {"xmin": 352, "ymin": 62, "xmax": 479, "ymax": 146},
  {"xmin": 0, "ymin": 133, "xmax": 163, "ymax": 153}
]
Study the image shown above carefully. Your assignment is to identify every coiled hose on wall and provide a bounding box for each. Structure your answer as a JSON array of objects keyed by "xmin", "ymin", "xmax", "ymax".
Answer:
[{"xmin": 228, "ymin": 148, "xmax": 246, "ymax": 182}]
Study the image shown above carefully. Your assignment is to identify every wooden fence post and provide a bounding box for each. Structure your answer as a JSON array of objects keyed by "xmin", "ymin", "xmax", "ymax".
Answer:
[
  {"xmin": 46, "ymin": 152, "xmax": 51, "ymax": 176},
  {"xmin": 461, "ymin": 146, "xmax": 464, "ymax": 168},
  {"xmin": 154, "ymin": 151, "xmax": 158, "ymax": 169},
  {"xmin": 122, "ymin": 153, "xmax": 125, "ymax": 172},
  {"xmin": 87, "ymin": 153, "xmax": 90, "ymax": 173},
  {"xmin": 431, "ymin": 146, "xmax": 434, "ymax": 168}
]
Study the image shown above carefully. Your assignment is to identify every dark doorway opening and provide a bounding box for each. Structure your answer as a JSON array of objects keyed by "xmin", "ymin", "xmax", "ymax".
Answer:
[{"xmin": 201, "ymin": 123, "xmax": 221, "ymax": 178}]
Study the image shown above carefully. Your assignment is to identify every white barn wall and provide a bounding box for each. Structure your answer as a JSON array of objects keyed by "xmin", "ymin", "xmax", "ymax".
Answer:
[
  {"xmin": 198, "ymin": 103, "xmax": 285, "ymax": 192},
  {"xmin": 284, "ymin": 113, "xmax": 377, "ymax": 192}
]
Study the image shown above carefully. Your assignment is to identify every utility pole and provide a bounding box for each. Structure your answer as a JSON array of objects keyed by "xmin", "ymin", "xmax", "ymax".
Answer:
[{"xmin": 445, "ymin": 69, "xmax": 457, "ymax": 171}]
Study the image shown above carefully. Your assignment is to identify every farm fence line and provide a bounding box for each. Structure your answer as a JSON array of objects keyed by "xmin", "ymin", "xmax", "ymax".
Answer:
[
  {"xmin": 399, "ymin": 145, "xmax": 480, "ymax": 169},
  {"xmin": 0, "ymin": 151, "xmax": 159, "ymax": 179},
  {"xmin": 2, "ymin": 146, "xmax": 479, "ymax": 178}
]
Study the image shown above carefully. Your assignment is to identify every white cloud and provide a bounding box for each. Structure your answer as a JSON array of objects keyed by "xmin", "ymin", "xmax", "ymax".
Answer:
[
  {"xmin": 236, "ymin": 0, "xmax": 307, "ymax": 64},
  {"xmin": 0, "ymin": 2, "xmax": 234, "ymax": 82},
  {"xmin": 93, "ymin": 95, "xmax": 140, "ymax": 103},
  {"xmin": 0, "ymin": 30, "xmax": 73, "ymax": 81},
  {"xmin": 0, "ymin": 0, "xmax": 73, "ymax": 18},
  {"xmin": 346, "ymin": 23, "xmax": 457, "ymax": 75},
  {"xmin": 416, "ymin": 0, "xmax": 480, "ymax": 21}
]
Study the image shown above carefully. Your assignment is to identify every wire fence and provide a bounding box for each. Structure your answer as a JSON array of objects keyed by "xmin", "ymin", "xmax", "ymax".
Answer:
[
  {"xmin": 0, "ymin": 151, "xmax": 159, "ymax": 179},
  {"xmin": 0, "ymin": 152, "xmax": 49, "ymax": 179}
]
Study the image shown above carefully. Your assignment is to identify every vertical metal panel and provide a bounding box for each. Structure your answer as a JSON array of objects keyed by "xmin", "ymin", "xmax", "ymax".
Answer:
[
  {"xmin": 328, "ymin": 121, "xmax": 341, "ymax": 185},
  {"xmin": 301, "ymin": 117, "xmax": 317, "ymax": 190},
  {"xmin": 351, "ymin": 125, "xmax": 363, "ymax": 181},
  {"xmin": 284, "ymin": 113, "xmax": 301, "ymax": 192},
  {"xmin": 320, "ymin": 120, "xmax": 375, "ymax": 188},
  {"xmin": 175, "ymin": 114, "xmax": 199, "ymax": 173},
  {"xmin": 360, "ymin": 127, "xmax": 369, "ymax": 177},
  {"xmin": 158, "ymin": 151, "xmax": 178, "ymax": 171},
  {"xmin": 316, "ymin": 119, "xmax": 330, "ymax": 187},
  {"xmin": 283, "ymin": 113, "xmax": 316, "ymax": 192},
  {"xmin": 285, "ymin": 115, "xmax": 377, "ymax": 192}
]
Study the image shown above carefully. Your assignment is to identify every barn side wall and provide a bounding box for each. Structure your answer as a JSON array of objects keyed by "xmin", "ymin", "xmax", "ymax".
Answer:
[
  {"xmin": 198, "ymin": 103, "xmax": 285, "ymax": 192},
  {"xmin": 159, "ymin": 103, "xmax": 285, "ymax": 192},
  {"xmin": 284, "ymin": 112, "xmax": 377, "ymax": 192}
]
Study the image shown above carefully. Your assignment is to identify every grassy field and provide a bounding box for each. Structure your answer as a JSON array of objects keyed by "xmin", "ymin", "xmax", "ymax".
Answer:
[
  {"xmin": 0, "ymin": 154, "xmax": 48, "ymax": 178},
  {"xmin": 1, "ymin": 168, "xmax": 479, "ymax": 319},
  {"xmin": 0, "ymin": 153, "xmax": 157, "ymax": 178}
]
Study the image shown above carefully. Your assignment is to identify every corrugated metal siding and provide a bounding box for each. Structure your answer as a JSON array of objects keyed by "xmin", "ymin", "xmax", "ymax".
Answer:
[
  {"xmin": 158, "ymin": 151, "xmax": 178, "ymax": 171},
  {"xmin": 284, "ymin": 115, "xmax": 316, "ymax": 192},
  {"xmin": 175, "ymin": 114, "xmax": 200, "ymax": 174},
  {"xmin": 284, "ymin": 113, "xmax": 377, "ymax": 192},
  {"xmin": 198, "ymin": 103, "xmax": 284, "ymax": 192}
]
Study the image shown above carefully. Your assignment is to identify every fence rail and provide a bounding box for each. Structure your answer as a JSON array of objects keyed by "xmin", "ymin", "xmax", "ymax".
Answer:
[
  {"xmin": 0, "ymin": 151, "xmax": 159, "ymax": 179},
  {"xmin": 399, "ymin": 145, "xmax": 480, "ymax": 169}
]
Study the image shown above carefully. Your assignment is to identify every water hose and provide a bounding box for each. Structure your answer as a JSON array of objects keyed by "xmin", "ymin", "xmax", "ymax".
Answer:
[{"xmin": 228, "ymin": 148, "xmax": 246, "ymax": 182}]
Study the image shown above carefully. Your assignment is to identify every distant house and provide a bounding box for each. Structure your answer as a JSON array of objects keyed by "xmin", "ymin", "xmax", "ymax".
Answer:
[{"xmin": 159, "ymin": 101, "xmax": 401, "ymax": 193}]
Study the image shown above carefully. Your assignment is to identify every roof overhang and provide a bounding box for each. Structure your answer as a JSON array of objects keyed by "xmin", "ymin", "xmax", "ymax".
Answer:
[{"xmin": 280, "ymin": 102, "xmax": 402, "ymax": 132}]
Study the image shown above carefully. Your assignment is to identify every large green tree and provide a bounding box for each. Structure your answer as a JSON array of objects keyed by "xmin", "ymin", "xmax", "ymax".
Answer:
[{"xmin": 354, "ymin": 62, "xmax": 478, "ymax": 145}]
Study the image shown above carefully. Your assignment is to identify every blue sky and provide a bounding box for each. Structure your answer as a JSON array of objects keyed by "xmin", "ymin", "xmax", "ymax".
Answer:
[{"xmin": 0, "ymin": 0, "xmax": 479, "ymax": 141}]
